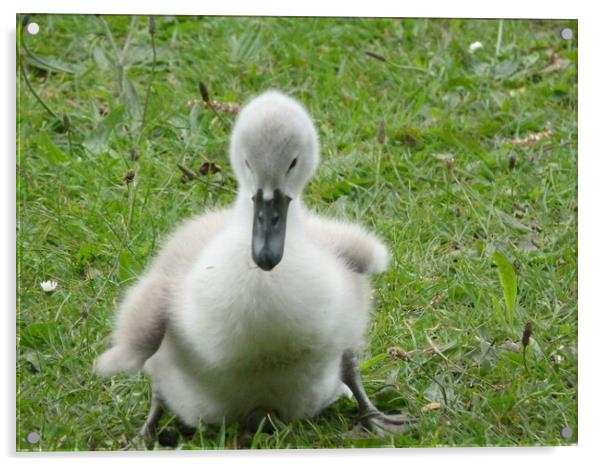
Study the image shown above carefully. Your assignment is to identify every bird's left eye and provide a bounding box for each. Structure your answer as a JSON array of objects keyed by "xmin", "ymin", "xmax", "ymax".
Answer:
[{"xmin": 288, "ymin": 158, "xmax": 298, "ymax": 173}]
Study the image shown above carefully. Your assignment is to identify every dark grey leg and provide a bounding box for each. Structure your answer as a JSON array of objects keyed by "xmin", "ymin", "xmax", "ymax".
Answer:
[
  {"xmin": 341, "ymin": 350, "xmax": 380, "ymax": 417},
  {"xmin": 139, "ymin": 392, "xmax": 164, "ymax": 441},
  {"xmin": 122, "ymin": 391, "xmax": 165, "ymax": 450},
  {"xmin": 341, "ymin": 349, "xmax": 413, "ymax": 436}
]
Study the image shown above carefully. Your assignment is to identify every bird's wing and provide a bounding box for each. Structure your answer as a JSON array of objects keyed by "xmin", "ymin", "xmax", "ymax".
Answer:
[{"xmin": 94, "ymin": 209, "xmax": 233, "ymax": 376}]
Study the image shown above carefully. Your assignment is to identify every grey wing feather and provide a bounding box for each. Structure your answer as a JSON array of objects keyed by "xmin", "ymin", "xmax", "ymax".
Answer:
[{"xmin": 93, "ymin": 209, "xmax": 231, "ymax": 376}]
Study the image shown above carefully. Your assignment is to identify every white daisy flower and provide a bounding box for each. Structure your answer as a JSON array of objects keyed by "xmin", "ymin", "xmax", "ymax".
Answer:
[
  {"xmin": 40, "ymin": 280, "xmax": 58, "ymax": 293},
  {"xmin": 469, "ymin": 41, "xmax": 483, "ymax": 53}
]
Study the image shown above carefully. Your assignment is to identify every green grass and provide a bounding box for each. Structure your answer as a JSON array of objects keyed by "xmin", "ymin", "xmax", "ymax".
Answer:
[{"xmin": 16, "ymin": 15, "xmax": 577, "ymax": 450}]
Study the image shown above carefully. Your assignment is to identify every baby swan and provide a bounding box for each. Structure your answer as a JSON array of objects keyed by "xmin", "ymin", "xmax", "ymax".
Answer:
[{"xmin": 94, "ymin": 90, "xmax": 410, "ymax": 438}]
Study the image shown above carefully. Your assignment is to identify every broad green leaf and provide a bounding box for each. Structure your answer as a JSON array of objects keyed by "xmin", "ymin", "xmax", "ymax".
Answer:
[
  {"xmin": 516, "ymin": 235, "xmax": 540, "ymax": 252},
  {"xmin": 36, "ymin": 132, "xmax": 67, "ymax": 163},
  {"xmin": 492, "ymin": 251, "xmax": 517, "ymax": 327},
  {"xmin": 189, "ymin": 100, "xmax": 203, "ymax": 136},
  {"xmin": 522, "ymin": 52, "xmax": 540, "ymax": 68},
  {"xmin": 123, "ymin": 78, "xmax": 141, "ymax": 120},
  {"xmin": 473, "ymin": 61, "xmax": 491, "ymax": 77},
  {"xmin": 424, "ymin": 381, "xmax": 446, "ymax": 404},
  {"xmin": 21, "ymin": 349, "xmax": 42, "ymax": 373},
  {"xmin": 494, "ymin": 59, "xmax": 519, "ymax": 79},
  {"xmin": 230, "ymin": 29, "xmax": 263, "ymax": 64},
  {"xmin": 496, "ymin": 208, "xmax": 532, "ymax": 233},
  {"xmin": 83, "ymin": 106, "xmax": 125, "ymax": 155},
  {"xmin": 491, "ymin": 293, "xmax": 506, "ymax": 327},
  {"xmin": 23, "ymin": 54, "xmax": 85, "ymax": 75},
  {"xmin": 359, "ymin": 353, "xmax": 387, "ymax": 371},
  {"xmin": 92, "ymin": 45, "xmax": 110, "ymax": 68}
]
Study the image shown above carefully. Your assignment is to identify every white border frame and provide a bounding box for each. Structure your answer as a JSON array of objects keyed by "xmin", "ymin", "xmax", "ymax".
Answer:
[{"xmin": 4, "ymin": 1, "xmax": 599, "ymax": 465}]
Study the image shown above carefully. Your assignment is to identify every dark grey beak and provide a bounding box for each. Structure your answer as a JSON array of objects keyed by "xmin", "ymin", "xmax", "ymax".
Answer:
[{"xmin": 252, "ymin": 189, "xmax": 291, "ymax": 271}]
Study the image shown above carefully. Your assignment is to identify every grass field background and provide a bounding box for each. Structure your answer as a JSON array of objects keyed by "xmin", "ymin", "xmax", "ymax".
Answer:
[{"xmin": 16, "ymin": 15, "xmax": 577, "ymax": 450}]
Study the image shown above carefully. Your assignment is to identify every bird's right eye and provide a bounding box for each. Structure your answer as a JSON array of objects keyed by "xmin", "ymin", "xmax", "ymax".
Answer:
[{"xmin": 287, "ymin": 158, "xmax": 298, "ymax": 173}]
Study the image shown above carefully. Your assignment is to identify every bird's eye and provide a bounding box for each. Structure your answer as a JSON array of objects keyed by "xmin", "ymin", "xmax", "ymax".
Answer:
[
  {"xmin": 245, "ymin": 160, "xmax": 251, "ymax": 170},
  {"xmin": 287, "ymin": 158, "xmax": 298, "ymax": 173}
]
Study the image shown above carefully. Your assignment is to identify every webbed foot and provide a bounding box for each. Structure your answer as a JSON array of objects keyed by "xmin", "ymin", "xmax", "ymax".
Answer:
[
  {"xmin": 354, "ymin": 410, "xmax": 416, "ymax": 436},
  {"xmin": 341, "ymin": 349, "xmax": 416, "ymax": 437}
]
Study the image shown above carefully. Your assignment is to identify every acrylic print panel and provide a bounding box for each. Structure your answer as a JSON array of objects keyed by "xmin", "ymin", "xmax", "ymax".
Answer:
[{"xmin": 16, "ymin": 14, "xmax": 577, "ymax": 451}]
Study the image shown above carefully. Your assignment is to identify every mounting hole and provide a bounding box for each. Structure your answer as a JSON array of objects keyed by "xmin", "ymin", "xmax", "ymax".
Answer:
[
  {"xmin": 560, "ymin": 426, "xmax": 573, "ymax": 439},
  {"xmin": 26, "ymin": 431, "xmax": 40, "ymax": 444},
  {"xmin": 26, "ymin": 22, "xmax": 40, "ymax": 35},
  {"xmin": 560, "ymin": 28, "xmax": 573, "ymax": 40}
]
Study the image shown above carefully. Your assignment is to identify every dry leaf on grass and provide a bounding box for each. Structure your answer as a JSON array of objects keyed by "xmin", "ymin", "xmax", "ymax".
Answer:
[
  {"xmin": 365, "ymin": 50, "xmax": 387, "ymax": 62},
  {"xmin": 429, "ymin": 293, "xmax": 445, "ymax": 307},
  {"xmin": 509, "ymin": 87, "xmax": 526, "ymax": 97},
  {"xmin": 387, "ymin": 347, "xmax": 412, "ymax": 362},
  {"xmin": 186, "ymin": 99, "xmax": 241, "ymax": 114},
  {"xmin": 501, "ymin": 340, "xmax": 522, "ymax": 353},
  {"xmin": 199, "ymin": 162, "xmax": 222, "ymax": 176},
  {"xmin": 377, "ymin": 120, "xmax": 386, "ymax": 144},
  {"xmin": 505, "ymin": 125, "xmax": 553, "ymax": 146},
  {"xmin": 123, "ymin": 170, "xmax": 135, "ymax": 184},
  {"xmin": 421, "ymin": 402, "xmax": 442, "ymax": 413},
  {"xmin": 541, "ymin": 54, "xmax": 570, "ymax": 75}
]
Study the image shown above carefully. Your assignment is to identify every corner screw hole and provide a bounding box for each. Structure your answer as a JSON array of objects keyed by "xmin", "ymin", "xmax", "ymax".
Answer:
[
  {"xmin": 560, "ymin": 426, "xmax": 572, "ymax": 439},
  {"xmin": 26, "ymin": 431, "xmax": 40, "ymax": 444},
  {"xmin": 26, "ymin": 22, "xmax": 40, "ymax": 35},
  {"xmin": 560, "ymin": 28, "xmax": 573, "ymax": 40}
]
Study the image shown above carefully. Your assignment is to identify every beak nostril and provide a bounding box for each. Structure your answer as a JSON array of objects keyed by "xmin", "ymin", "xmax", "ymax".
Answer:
[{"xmin": 271, "ymin": 213, "xmax": 279, "ymax": 226}]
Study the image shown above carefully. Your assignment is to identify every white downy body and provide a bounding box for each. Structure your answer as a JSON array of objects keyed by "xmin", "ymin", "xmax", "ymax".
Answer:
[{"xmin": 146, "ymin": 198, "xmax": 372, "ymax": 425}]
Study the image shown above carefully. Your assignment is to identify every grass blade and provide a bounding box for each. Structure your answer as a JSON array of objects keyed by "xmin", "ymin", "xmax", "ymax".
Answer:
[{"xmin": 492, "ymin": 251, "xmax": 517, "ymax": 328}]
